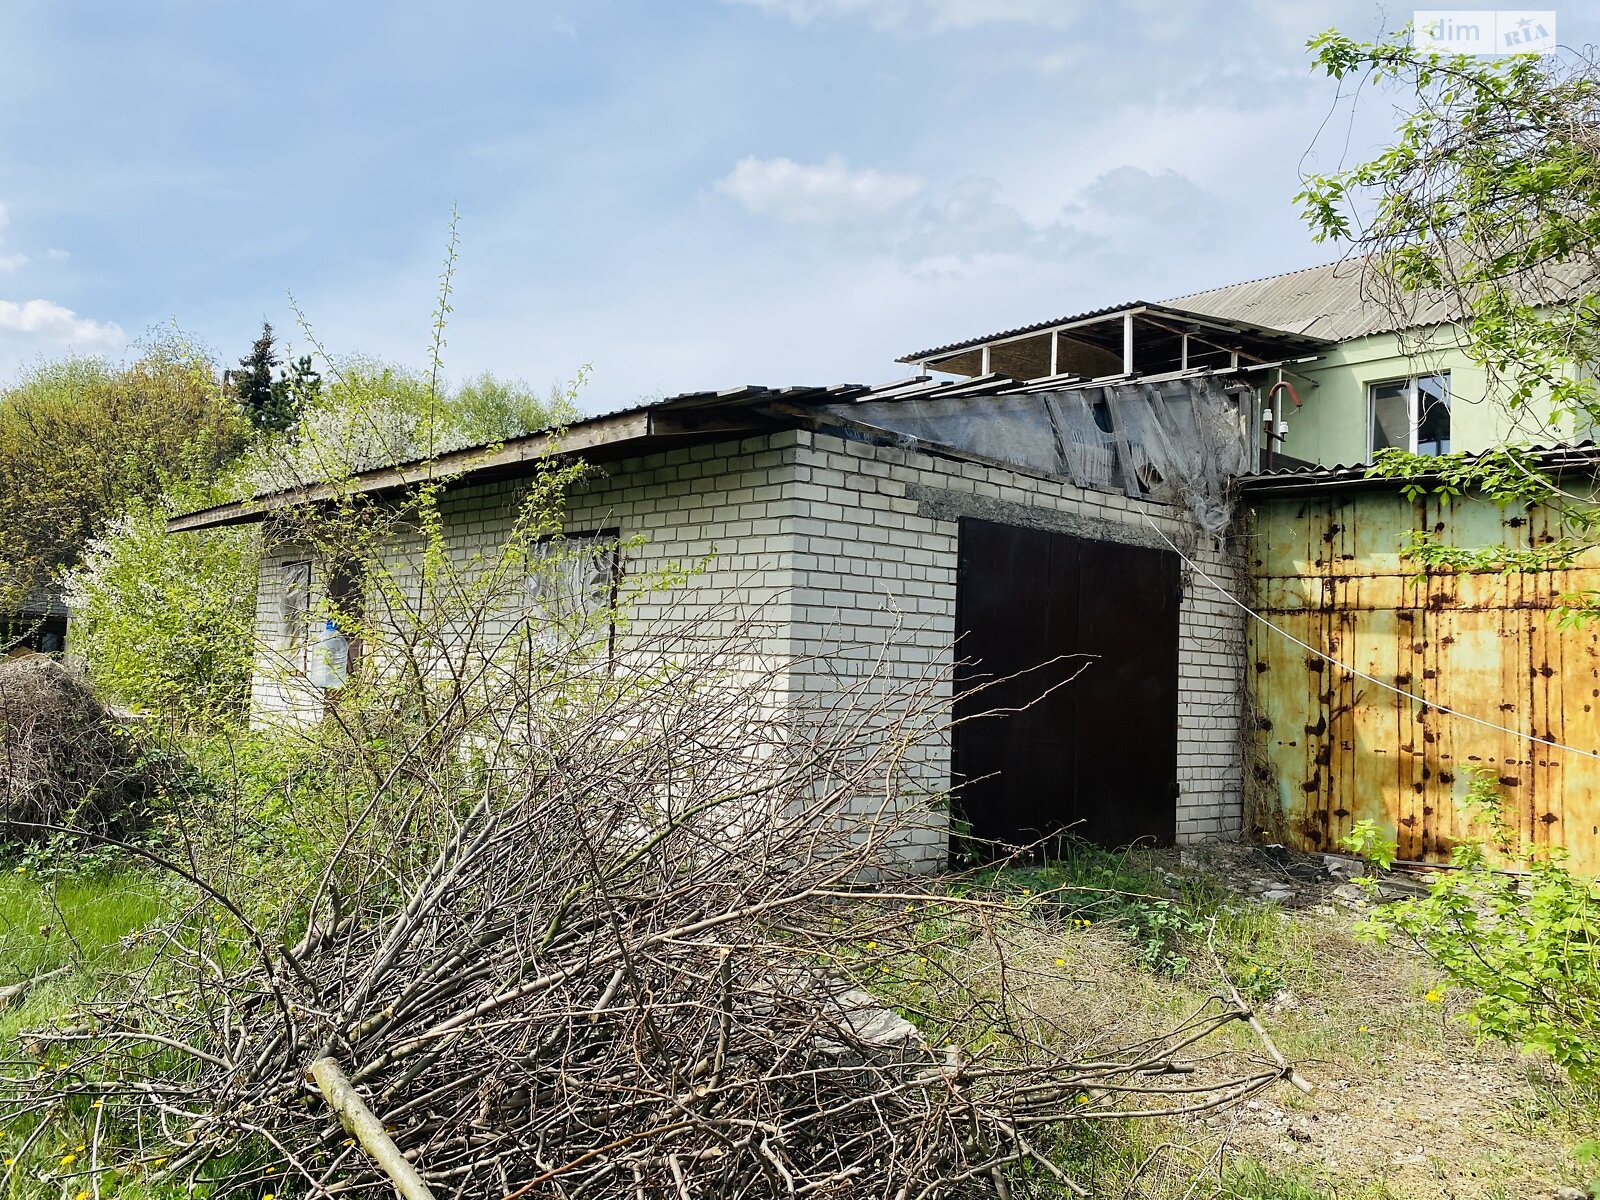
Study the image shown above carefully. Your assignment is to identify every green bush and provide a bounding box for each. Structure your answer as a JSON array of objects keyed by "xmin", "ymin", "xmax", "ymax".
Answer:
[
  {"xmin": 64, "ymin": 497, "xmax": 259, "ymax": 728},
  {"xmin": 1343, "ymin": 768, "xmax": 1600, "ymax": 1081}
]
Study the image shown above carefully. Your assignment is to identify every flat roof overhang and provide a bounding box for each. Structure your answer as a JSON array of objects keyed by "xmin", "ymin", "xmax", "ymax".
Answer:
[
  {"xmin": 899, "ymin": 301, "xmax": 1333, "ymax": 381},
  {"xmin": 167, "ymin": 392, "xmax": 795, "ymax": 533}
]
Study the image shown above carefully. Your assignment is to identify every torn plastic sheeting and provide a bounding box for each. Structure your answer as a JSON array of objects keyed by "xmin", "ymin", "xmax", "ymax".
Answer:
[
  {"xmin": 821, "ymin": 377, "xmax": 1248, "ymax": 538},
  {"xmin": 834, "ymin": 393, "xmax": 1067, "ymax": 477}
]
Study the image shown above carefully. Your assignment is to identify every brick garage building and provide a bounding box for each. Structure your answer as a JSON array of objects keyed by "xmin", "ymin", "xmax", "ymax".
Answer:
[{"xmin": 173, "ymin": 308, "xmax": 1324, "ymax": 864}]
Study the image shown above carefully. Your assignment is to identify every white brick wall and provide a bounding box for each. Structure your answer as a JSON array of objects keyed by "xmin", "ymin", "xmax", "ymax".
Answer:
[
  {"xmin": 245, "ymin": 426, "xmax": 1246, "ymax": 853},
  {"xmin": 780, "ymin": 429, "xmax": 1245, "ymax": 857}
]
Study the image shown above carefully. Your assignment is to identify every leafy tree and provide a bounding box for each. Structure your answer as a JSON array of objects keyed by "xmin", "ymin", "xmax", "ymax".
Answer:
[
  {"xmin": 237, "ymin": 358, "xmax": 581, "ymax": 493},
  {"xmin": 0, "ymin": 334, "xmax": 249, "ymax": 613},
  {"xmin": 1297, "ymin": 29, "xmax": 1600, "ymax": 598},
  {"xmin": 231, "ymin": 320, "xmax": 321, "ymax": 433}
]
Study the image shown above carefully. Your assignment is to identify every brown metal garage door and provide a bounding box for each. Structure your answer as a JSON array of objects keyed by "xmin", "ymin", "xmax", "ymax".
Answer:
[{"xmin": 951, "ymin": 518, "xmax": 1180, "ymax": 857}]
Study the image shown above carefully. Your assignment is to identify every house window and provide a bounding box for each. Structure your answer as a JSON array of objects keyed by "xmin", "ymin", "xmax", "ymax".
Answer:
[
  {"xmin": 1368, "ymin": 373, "xmax": 1451, "ymax": 458},
  {"xmin": 281, "ymin": 560, "xmax": 311, "ymax": 669},
  {"xmin": 524, "ymin": 531, "xmax": 620, "ymax": 659}
]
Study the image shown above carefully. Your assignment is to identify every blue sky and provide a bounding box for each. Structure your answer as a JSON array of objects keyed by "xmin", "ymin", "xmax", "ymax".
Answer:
[{"xmin": 0, "ymin": 1, "xmax": 1587, "ymax": 412}]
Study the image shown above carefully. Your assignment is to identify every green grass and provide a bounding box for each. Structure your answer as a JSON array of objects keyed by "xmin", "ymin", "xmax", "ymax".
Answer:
[
  {"xmin": 1219, "ymin": 1161, "xmax": 1399, "ymax": 1199},
  {"xmin": 0, "ymin": 868, "xmax": 172, "ymax": 969},
  {"xmin": 0, "ymin": 866, "xmax": 190, "ymax": 1200}
]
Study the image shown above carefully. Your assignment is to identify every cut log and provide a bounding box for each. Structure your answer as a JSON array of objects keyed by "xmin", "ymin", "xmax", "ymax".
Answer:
[{"xmin": 308, "ymin": 1056, "xmax": 436, "ymax": 1200}]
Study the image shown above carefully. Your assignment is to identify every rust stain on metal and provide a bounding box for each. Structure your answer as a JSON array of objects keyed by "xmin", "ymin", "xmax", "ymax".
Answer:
[{"xmin": 1250, "ymin": 489, "xmax": 1600, "ymax": 873}]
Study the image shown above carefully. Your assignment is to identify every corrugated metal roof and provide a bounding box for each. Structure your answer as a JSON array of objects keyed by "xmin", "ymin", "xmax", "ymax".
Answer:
[
  {"xmin": 1164, "ymin": 259, "xmax": 1455, "ymax": 341},
  {"xmin": 903, "ymin": 256, "xmax": 1595, "ymax": 360},
  {"xmin": 1169, "ymin": 255, "xmax": 1596, "ymax": 342},
  {"xmin": 1240, "ymin": 440, "xmax": 1600, "ymax": 494},
  {"xmin": 170, "ymin": 361, "xmax": 1292, "ymax": 531}
]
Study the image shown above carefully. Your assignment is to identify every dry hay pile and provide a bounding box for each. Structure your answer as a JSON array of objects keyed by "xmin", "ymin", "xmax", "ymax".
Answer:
[{"xmin": 0, "ymin": 655, "xmax": 145, "ymax": 841}]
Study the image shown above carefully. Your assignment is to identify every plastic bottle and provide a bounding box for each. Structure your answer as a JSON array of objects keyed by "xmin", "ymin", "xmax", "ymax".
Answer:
[{"xmin": 309, "ymin": 619, "xmax": 349, "ymax": 690}]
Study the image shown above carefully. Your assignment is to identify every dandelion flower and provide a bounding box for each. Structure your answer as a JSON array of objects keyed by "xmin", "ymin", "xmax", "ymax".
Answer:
[
  {"xmin": 1054, "ymin": 957, "xmax": 1066, "ymax": 967},
  {"xmin": 59, "ymin": 1153, "xmax": 77, "ymax": 1167},
  {"xmin": 1424, "ymin": 988, "xmax": 1445, "ymax": 1004},
  {"xmin": 865, "ymin": 941, "xmax": 878, "ymax": 951}
]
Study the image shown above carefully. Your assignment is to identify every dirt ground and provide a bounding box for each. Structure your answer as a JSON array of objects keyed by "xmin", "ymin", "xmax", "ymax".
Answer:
[
  {"xmin": 1171, "ymin": 844, "xmax": 1593, "ymax": 1200},
  {"xmin": 1051, "ymin": 841, "xmax": 1597, "ymax": 1199}
]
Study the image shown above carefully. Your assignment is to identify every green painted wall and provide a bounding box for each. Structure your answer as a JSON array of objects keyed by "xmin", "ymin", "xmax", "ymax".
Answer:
[{"xmin": 1266, "ymin": 325, "xmax": 1585, "ymax": 467}]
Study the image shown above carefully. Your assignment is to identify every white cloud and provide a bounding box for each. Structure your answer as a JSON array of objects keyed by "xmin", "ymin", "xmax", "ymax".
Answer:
[
  {"xmin": 900, "ymin": 175, "xmax": 1081, "ymax": 268},
  {"xmin": 715, "ymin": 160, "xmax": 1219, "ymax": 273},
  {"xmin": 715, "ymin": 154, "xmax": 925, "ymax": 224},
  {"xmin": 0, "ymin": 202, "xmax": 68, "ymax": 275},
  {"xmin": 1073, "ymin": 165, "xmax": 1224, "ymax": 235},
  {"xmin": 0, "ymin": 299, "xmax": 126, "ymax": 349},
  {"xmin": 721, "ymin": 0, "xmax": 1080, "ymax": 32}
]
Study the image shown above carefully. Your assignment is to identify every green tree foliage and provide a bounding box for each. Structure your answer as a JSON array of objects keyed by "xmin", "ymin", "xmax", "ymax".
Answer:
[
  {"xmin": 0, "ymin": 335, "xmax": 249, "ymax": 612},
  {"xmin": 1299, "ymin": 29, "xmax": 1600, "ymax": 422},
  {"xmin": 239, "ymin": 356, "xmax": 581, "ymax": 492},
  {"xmin": 63, "ymin": 496, "xmax": 259, "ymax": 726},
  {"xmin": 1297, "ymin": 29, "xmax": 1600, "ymax": 598},
  {"xmin": 231, "ymin": 320, "xmax": 321, "ymax": 433}
]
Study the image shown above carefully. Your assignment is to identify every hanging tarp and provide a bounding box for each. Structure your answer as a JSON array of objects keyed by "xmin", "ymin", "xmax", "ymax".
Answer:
[{"xmin": 826, "ymin": 377, "xmax": 1249, "ymax": 537}]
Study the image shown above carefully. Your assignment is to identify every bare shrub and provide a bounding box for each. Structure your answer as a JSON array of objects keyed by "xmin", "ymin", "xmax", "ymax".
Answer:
[
  {"xmin": 0, "ymin": 655, "xmax": 148, "ymax": 843},
  {"xmin": 1, "ymin": 478, "xmax": 1302, "ymax": 1199}
]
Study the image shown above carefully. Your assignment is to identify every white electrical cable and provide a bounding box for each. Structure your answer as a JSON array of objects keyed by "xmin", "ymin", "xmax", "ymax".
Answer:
[{"xmin": 1142, "ymin": 514, "xmax": 1600, "ymax": 763}]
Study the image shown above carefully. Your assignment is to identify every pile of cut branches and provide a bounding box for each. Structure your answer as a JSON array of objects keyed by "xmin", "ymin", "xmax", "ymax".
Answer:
[
  {"xmin": 3, "ymin": 488, "xmax": 1301, "ymax": 1199},
  {"xmin": 0, "ymin": 654, "xmax": 147, "ymax": 842},
  {"xmin": 4, "ymin": 634, "xmax": 1294, "ymax": 1200}
]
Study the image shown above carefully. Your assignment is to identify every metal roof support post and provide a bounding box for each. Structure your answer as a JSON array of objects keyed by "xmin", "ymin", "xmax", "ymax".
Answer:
[
  {"xmin": 1050, "ymin": 329, "xmax": 1059, "ymax": 377},
  {"xmin": 1122, "ymin": 313, "xmax": 1134, "ymax": 376},
  {"xmin": 980, "ymin": 344, "xmax": 992, "ymax": 374},
  {"xmin": 1180, "ymin": 334, "xmax": 1189, "ymax": 371}
]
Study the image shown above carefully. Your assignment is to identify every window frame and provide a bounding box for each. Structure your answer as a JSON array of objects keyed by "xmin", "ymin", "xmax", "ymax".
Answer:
[
  {"xmin": 522, "ymin": 527, "xmax": 622, "ymax": 668},
  {"xmin": 280, "ymin": 559, "xmax": 313, "ymax": 671},
  {"xmin": 1366, "ymin": 370, "xmax": 1452, "ymax": 459}
]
